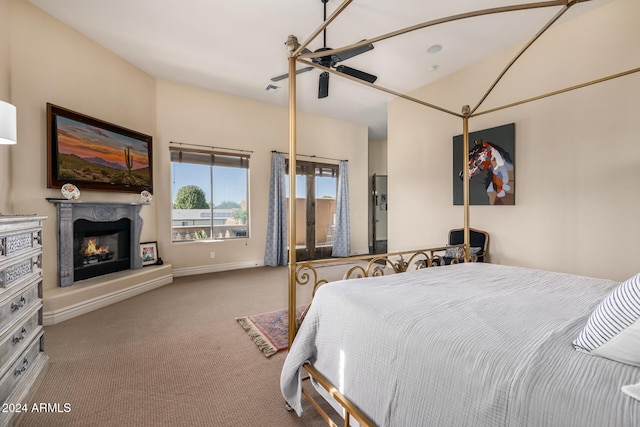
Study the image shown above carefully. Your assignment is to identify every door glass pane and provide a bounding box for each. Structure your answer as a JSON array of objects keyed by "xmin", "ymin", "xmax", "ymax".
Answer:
[
  {"xmin": 285, "ymin": 173, "xmax": 307, "ymax": 250},
  {"xmin": 315, "ymin": 172, "xmax": 337, "ymax": 247}
]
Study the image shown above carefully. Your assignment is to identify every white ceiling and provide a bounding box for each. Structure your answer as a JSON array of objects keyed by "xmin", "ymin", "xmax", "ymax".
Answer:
[{"xmin": 27, "ymin": 0, "xmax": 611, "ymax": 140}]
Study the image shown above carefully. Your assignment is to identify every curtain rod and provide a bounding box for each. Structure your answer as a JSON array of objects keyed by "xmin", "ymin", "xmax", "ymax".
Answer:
[
  {"xmin": 272, "ymin": 150, "xmax": 347, "ymax": 163},
  {"xmin": 170, "ymin": 141, "xmax": 253, "ymax": 154}
]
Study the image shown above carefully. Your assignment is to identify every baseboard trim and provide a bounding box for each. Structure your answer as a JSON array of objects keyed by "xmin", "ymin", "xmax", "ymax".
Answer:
[
  {"xmin": 172, "ymin": 260, "xmax": 265, "ymax": 277},
  {"xmin": 43, "ymin": 274, "xmax": 173, "ymax": 325},
  {"xmin": 351, "ymin": 248, "xmax": 370, "ymax": 256}
]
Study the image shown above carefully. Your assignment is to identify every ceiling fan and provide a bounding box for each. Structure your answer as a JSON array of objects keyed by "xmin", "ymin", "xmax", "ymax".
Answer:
[{"xmin": 270, "ymin": 0, "xmax": 377, "ymax": 98}]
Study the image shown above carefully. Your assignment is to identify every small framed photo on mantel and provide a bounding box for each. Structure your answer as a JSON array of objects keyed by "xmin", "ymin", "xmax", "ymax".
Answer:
[{"xmin": 139, "ymin": 241, "xmax": 158, "ymax": 266}]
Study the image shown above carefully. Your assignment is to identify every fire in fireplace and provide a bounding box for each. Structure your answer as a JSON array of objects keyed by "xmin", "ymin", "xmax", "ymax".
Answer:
[
  {"xmin": 82, "ymin": 237, "xmax": 114, "ymax": 264},
  {"xmin": 74, "ymin": 218, "xmax": 131, "ymax": 282}
]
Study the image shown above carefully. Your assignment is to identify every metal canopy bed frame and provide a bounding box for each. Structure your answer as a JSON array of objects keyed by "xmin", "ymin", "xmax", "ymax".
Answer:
[{"xmin": 283, "ymin": 1, "xmax": 639, "ymax": 425}]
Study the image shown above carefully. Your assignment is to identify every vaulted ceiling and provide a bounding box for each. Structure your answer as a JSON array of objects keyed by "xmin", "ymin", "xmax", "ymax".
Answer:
[{"xmin": 28, "ymin": 0, "xmax": 612, "ymax": 140}]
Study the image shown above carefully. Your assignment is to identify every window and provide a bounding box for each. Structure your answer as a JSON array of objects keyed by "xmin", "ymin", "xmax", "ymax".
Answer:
[{"xmin": 170, "ymin": 148, "xmax": 249, "ymax": 242}]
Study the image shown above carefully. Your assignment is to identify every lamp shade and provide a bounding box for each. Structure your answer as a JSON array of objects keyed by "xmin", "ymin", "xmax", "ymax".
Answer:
[{"xmin": 0, "ymin": 100, "xmax": 17, "ymax": 145}]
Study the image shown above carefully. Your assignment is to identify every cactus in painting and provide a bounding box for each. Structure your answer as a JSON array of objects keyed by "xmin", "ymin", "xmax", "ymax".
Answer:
[{"xmin": 124, "ymin": 146, "xmax": 134, "ymax": 176}]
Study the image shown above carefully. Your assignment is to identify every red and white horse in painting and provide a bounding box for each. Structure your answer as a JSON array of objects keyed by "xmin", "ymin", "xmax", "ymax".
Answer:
[{"xmin": 460, "ymin": 139, "xmax": 514, "ymax": 204}]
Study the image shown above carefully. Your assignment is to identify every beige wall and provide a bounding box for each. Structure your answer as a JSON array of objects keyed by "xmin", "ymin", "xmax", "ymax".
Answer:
[
  {"xmin": 0, "ymin": 0, "xmax": 11, "ymax": 212},
  {"xmin": 7, "ymin": 1, "xmax": 369, "ymax": 295},
  {"xmin": 9, "ymin": 1, "xmax": 157, "ymax": 294},
  {"xmin": 155, "ymin": 80, "xmax": 368, "ymax": 273},
  {"xmin": 368, "ymin": 139, "xmax": 388, "ymax": 176},
  {"xmin": 0, "ymin": 0, "xmax": 8, "ymax": 97},
  {"xmin": 388, "ymin": 0, "xmax": 640, "ymax": 281}
]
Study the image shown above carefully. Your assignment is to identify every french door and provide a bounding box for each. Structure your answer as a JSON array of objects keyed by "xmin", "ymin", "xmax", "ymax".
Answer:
[{"xmin": 286, "ymin": 160, "xmax": 338, "ymax": 261}]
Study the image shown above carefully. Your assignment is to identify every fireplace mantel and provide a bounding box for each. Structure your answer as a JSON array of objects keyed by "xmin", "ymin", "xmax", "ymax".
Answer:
[{"xmin": 48, "ymin": 200, "xmax": 143, "ymax": 287}]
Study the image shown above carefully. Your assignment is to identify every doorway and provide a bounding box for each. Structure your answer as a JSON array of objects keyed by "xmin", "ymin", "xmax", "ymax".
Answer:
[
  {"xmin": 371, "ymin": 174, "xmax": 388, "ymax": 254},
  {"xmin": 286, "ymin": 160, "xmax": 338, "ymax": 261}
]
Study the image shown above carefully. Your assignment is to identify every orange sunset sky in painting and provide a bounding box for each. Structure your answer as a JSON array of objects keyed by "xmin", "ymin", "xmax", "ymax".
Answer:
[{"xmin": 56, "ymin": 116, "xmax": 149, "ymax": 170}]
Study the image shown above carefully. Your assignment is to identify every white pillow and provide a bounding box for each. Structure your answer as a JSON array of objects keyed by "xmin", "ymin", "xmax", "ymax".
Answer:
[{"xmin": 573, "ymin": 272, "xmax": 640, "ymax": 366}]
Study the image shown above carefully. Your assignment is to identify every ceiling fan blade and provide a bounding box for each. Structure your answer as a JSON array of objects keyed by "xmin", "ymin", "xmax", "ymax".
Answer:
[
  {"xmin": 335, "ymin": 65, "xmax": 377, "ymax": 84},
  {"xmin": 270, "ymin": 66, "xmax": 314, "ymax": 82},
  {"xmin": 318, "ymin": 71, "xmax": 329, "ymax": 99},
  {"xmin": 334, "ymin": 42, "xmax": 374, "ymax": 62},
  {"xmin": 270, "ymin": 73, "xmax": 289, "ymax": 82}
]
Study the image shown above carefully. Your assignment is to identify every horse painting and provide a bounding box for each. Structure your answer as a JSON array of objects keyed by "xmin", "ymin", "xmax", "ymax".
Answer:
[{"xmin": 459, "ymin": 139, "xmax": 514, "ymax": 205}]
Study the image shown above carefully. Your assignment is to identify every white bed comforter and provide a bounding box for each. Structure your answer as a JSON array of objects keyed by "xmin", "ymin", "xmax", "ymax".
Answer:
[{"xmin": 280, "ymin": 263, "xmax": 640, "ymax": 426}]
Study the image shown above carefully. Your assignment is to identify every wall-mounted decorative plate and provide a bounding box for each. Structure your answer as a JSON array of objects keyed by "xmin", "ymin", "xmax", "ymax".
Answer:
[
  {"xmin": 61, "ymin": 183, "xmax": 80, "ymax": 200},
  {"xmin": 139, "ymin": 190, "xmax": 152, "ymax": 204}
]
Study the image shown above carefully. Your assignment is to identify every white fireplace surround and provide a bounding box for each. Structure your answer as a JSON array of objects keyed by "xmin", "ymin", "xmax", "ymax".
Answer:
[{"xmin": 49, "ymin": 200, "xmax": 143, "ymax": 287}]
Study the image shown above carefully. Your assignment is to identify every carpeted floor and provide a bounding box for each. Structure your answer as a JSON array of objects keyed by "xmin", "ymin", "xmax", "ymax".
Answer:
[{"xmin": 15, "ymin": 265, "xmax": 348, "ymax": 427}]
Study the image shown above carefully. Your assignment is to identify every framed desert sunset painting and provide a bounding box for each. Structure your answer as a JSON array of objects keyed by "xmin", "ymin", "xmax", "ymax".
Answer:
[{"xmin": 47, "ymin": 103, "xmax": 153, "ymax": 193}]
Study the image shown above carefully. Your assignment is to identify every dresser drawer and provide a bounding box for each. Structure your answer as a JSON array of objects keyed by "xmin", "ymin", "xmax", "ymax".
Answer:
[
  {"xmin": 0, "ymin": 309, "xmax": 41, "ymax": 378},
  {"xmin": 0, "ymin": 331, "xmax": 44, "ymax": 404},
  {"xmin": 0, "ymin": 248, "xmax": 42, "ymax": 291},
  {"xmin": 0, "ymin": 281, "xmax": 41, "ymax": 334},
  {"xmin": 0, "ymin": 228, "xmax": 42, "ymax": 258}
]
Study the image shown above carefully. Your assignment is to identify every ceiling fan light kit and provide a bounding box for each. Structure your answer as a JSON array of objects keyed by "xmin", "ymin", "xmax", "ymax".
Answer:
[{"xmin": 317, "ymin": 72, "xmax": 329, "ymax": 98}]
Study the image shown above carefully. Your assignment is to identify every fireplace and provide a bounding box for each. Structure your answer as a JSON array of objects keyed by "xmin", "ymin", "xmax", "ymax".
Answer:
[
  {"xmin": 49, "ymin": 200, "xmax": 143, "ymax": 287},
  {"xmin": 74, "ymin": 218, "xmax": 131, "ymax": 282}
]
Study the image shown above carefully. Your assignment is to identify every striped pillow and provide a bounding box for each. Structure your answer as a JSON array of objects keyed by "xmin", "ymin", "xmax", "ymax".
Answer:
[
  {"xmin": 573, "ymin": 272, "xmax": 640, "ymax": 366},
  {"xmin": 444, "ymin": 246, "xmax": 481, "ymax": 258}
]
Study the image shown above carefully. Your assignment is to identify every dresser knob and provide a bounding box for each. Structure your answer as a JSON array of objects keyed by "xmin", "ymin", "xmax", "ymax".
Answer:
[
  {"xmin": 14, "ymin": 357, "xmax": 29, "ymax": 376},
  {"xmin": 10, "ymin": 296, "xmax": 26, "ymax": 311},
  {"xmin": 12, "ymin": 327, "xmax": 27, "ymax": 344}
]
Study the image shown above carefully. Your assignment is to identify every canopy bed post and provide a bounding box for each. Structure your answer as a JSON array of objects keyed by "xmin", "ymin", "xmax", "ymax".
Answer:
[
  {"xmin": 286, "ymin": 35, "xmax": 299, "ymax": 347},
  {"xmin": 462, "ymin": 106, "xmax": 471, "ymax": 262}
]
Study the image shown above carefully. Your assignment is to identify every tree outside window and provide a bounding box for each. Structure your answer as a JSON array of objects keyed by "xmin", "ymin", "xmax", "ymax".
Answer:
[{"xmin": 170, "ymin": 149, "xmax": 249, "ymax": 241}]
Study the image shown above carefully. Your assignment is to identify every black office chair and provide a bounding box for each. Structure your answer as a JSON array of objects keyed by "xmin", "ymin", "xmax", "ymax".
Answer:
[{"xmin": 444, "ymin": 227, "xmax": 489, "ymax": 263}]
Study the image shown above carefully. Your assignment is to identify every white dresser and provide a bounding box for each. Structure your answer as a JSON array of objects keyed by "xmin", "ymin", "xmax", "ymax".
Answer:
[{"xmin": 0, "ymin": 215, "xmax": 48, "ymax": 427}]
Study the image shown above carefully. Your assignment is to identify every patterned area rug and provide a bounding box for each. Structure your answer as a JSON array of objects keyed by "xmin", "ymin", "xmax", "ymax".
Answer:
[{"xmin": 236, "ymin": 305, "xmax": 306, "ymax": 358}]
